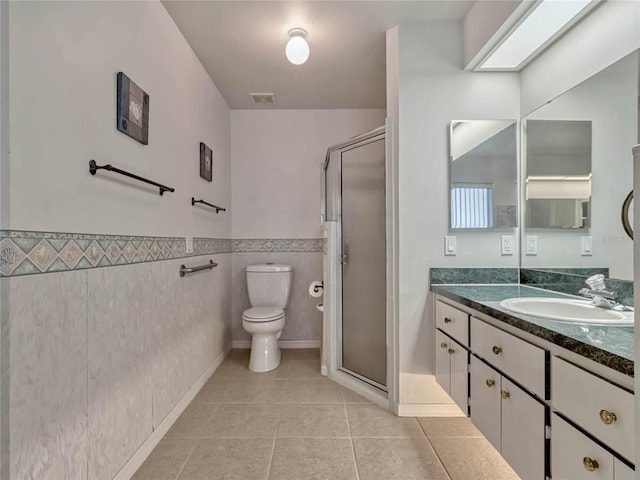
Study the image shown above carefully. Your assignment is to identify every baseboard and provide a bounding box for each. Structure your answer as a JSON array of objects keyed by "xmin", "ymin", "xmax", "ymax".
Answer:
[
  {"xmin": 396, "ymin": 403, "xmax": 466, "ymax": 418},
  {"xmin": 231, "ymin": 340, "xmax": 321, "ymax": 349},
  {"xmin": 113, "ymin": 342, "xmax": 232, "ymax": 480}
]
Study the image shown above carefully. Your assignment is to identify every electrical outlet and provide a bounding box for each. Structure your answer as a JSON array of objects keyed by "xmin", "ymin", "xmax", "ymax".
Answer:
[
  {"xmin": 501, "ymin": 235, "xmax": 514, "ymax": 256},
  {"xmin": 185, "ymin": 236, "xmax": 194, "ymax": 255},
  {"xmin": 526, "ymin": 235, "xmax": 538, "ymax": 256},
  {"xmin": 444, "ymin": 236, "xmax": 456, "ymax": 256},
  {"xmin": 581, "ymin": 236, "xmax": 592, "ymax": 256}
]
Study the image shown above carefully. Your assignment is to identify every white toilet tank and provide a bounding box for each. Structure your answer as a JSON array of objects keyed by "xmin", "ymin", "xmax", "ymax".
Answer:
[{"xmin": 246, "ymin": 263, "xmax": 293, "ymax": 308}]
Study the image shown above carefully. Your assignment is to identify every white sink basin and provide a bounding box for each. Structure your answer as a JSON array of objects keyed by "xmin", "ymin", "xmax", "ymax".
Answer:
[{"xmin": 499, "ymin": 297, "xmax": 634, "ymax": 325}]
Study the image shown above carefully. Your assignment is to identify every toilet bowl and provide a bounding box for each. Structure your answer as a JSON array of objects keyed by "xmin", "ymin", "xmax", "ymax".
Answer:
[{"xmin": 241, "ymin": 264, "xmax": 293, "ymax": 372}]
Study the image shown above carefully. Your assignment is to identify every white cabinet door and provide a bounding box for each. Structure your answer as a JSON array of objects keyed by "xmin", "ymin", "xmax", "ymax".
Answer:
[
  {"xmin": 470, "ymin": 356, "xmax": 501, "ymax": 450},
  {"xmin": 613, "ymin": 458, "xmax": 634, "ymax": 480},
  {"xmin": 435, "ymin": 330, "xmax": 451, "ymax": 394},
  {"xmin": 501, "ymin": 377, "xmax": 546, "ymax": 480},
  {"xmin": 449, "ymin": 338, "xmax": 469, "ymax": 414},
  {"xmin": 552, "ymin": 414, "xmax": 613, "ymax": 480}
]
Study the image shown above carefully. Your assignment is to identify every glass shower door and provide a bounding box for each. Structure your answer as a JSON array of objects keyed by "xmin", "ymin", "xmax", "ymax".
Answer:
[{"xmin": 340, "ymin": 137, "xmax": 386, "ymax": 388}]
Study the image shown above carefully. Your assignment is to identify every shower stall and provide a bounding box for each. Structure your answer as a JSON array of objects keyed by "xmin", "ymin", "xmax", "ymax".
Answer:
[{"xmin": 321, "ymin": 125, "xmax": 391, "ymax": 404}]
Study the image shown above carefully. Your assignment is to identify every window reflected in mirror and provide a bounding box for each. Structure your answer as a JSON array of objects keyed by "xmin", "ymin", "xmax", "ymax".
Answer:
[{"xmin": 449, "ymin": 120, "xmax": 518, "ymax": 229}]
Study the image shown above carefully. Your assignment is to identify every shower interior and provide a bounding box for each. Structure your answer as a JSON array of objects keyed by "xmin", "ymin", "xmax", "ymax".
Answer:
[{"xmin": 321, "ymin": 125, "xmax": 390, "ymax": 406}]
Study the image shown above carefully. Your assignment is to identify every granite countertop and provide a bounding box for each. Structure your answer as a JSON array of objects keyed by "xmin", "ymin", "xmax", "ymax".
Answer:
[{"xmin": 431, "ymin": 284, "xmax": 634, "ymax": 377}]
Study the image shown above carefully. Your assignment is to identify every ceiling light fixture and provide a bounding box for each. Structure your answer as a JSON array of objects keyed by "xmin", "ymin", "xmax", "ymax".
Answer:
[
  {"xmin": 478, "ymin": 0, "xmax": 599, "ymax": 70},
  {"xmin": 285, "ymin": 28, "xmax": 309, "ymax": 65}
]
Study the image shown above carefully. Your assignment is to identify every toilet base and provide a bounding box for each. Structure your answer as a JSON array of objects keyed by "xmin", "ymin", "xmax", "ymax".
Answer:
[{"xmin": 249, "ymin": 333, "xmax": 281, "ymax": 372}]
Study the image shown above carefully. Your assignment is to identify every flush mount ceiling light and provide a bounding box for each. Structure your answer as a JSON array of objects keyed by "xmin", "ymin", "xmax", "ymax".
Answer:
[
  {"xmin": 478, "ymin": 0, "xmax": 600, "ymax": 70},
  {"xmin": 285, "ymin": 28, "xmax": 309, "ymax": 65}
]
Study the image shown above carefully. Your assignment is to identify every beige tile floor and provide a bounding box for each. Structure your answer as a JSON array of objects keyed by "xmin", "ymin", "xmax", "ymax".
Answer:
[{"xmin": 133, "ymin": 349, "xmax": 520, "ymax": 480}]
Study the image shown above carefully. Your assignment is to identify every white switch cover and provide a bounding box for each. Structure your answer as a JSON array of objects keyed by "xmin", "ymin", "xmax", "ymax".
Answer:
[
  {"xmin": 581, "ymin": 236, "xmax": 592, "ymax": 256},
  {"xmin": 526, "ymin": 236, "xmax": 538, "ymax": 256},
  {"xmin": 186, "ymin": 236, "xmax": 194, "ymax": 254},
  {"xmin": 501, "ymin": 235, "xmax": 514, "ymax": 256},
  {"xmin": 444, "ymin": 236, "xmax": 457, "ymax": 256}
]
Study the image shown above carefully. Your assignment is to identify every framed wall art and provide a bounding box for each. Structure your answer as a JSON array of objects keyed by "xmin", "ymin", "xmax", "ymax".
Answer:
[
  {"xmin": 200, "ymin": 142, "xmax": 213, "ymax": 182},
  {"xmin": 116, "ymin": 72, "xmax": 149, "ymax": 145}
]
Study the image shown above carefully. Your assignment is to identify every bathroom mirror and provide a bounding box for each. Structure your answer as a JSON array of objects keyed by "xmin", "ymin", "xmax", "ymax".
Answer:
[
  {"xmin": 524, "ymin": 119, "xmax": 592, "ymax": 229},
  {"xmin": 449, "ymin": 120, "xmax": 517, "ymax": 229},
  {"xmin": 520, "ymin": 50, "xmax": 639, "ymax": 281}
]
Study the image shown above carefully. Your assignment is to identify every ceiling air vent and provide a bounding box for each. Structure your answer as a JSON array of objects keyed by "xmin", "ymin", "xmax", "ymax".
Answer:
[{"xmin": 249, "ymin": 92, "xmax": 276, "ymax": 105}]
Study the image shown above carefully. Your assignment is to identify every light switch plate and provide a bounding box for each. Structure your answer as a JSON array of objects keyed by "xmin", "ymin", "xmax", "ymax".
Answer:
[
  {"xmin": 186, "ymin": 236, "xmax": 194, "ymax": 254},
  {"xmin": 501, "ymin": 235, "xmax": 514, "ymax": 256},
  {"xmin": 444, "ymin": 236, "xmax": 456, "ymax": 256},
  {"xmin": 581, "ymin": 236, "xmax": 592, "ymax": 256}
]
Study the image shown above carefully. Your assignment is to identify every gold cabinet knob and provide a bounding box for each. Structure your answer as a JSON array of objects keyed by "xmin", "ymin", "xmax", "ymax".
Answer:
[
  {"xmin": 500, "ymin": 390, "xmax": 510, "ymax": 400},
  {"xmin": 599, "ymin": 409, "xmax": 617, "ymax": 425},
  {"xmin": 448, "ymin": 348, "xmax": 455, "ymax": 355},
  {"xmin": 444, "ymin": 317, "xmax": 452, "ymax": 324},
  {"xmin": 440, "ymin": 342, "xmax": 448, "ymax": 349},
  {"xmin": 583, "ymin": 457, "xmax": 599, "ymax": 472},
  {"xmin": 485, "ymin": 379, "xmax": 495, "ymax": 388},
  {"xmin": 492, "ymin": 345, "xmax": 502, "ymax": 355}
]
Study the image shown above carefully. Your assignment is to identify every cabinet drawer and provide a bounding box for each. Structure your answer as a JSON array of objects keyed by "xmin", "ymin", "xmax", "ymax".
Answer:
[
  {"xmin": 614, "ymin": 459, "xmax": 635, "ymax": 480},
  {"xmin": 552, "ymin": 414, "xmax": 614, "ymax": 480},
  {"xmin": 552, "ymin": 357, "xmax": 634, "ymax": 462},
  {"xmin": 470, "ymin": 317, "xmax": 547, "ymax": 398},
  {"xmin": 435, "ymin": 300, "xmax": 469, "ymax": 346}
]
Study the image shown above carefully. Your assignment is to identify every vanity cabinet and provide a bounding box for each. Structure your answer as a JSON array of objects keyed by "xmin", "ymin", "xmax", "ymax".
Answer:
[
  {"xmin": 435, "ymin": 330, "xmax": 469, "ymax": 413},
  {"xmin": 552, "ymin": 414, "xmax": 634, "ymax": 480},
  {"xmin": 435, "ymin": 300, "xmax": 470, "ymax": 413},
  {"xmin": 470, "ymin": 357, "xmax": 546, "ymax": 480}
]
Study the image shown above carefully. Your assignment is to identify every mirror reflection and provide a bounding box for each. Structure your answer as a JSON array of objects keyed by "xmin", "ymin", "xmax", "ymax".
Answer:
[
  {"xmin": 525, "ymin": 120, "xmax": 592, "ymax": 229},
  {"xmin": 521, "ymin": 50, "xmax": 638, "ymax": 281},
  {"xmin": 449, "ymin": 120, "xmax": 517, "ymax": 229}
]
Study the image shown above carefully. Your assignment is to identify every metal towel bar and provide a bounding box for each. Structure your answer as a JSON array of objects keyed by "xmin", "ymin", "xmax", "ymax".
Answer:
[
  {"xmin": 180, "ymin": 259, "xmax": 217, "ymax": 277},
  {"xmin": 89, "ymin": 160, "xmax": 175, "ymax": 195},
  {"xmin": 191, "ymin": 197, "xmax": 226, "ymax": 213}
]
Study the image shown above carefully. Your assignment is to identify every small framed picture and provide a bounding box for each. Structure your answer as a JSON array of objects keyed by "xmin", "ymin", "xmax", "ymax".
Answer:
[
  {"xmin": 200, "ymin": 142, "xmax": 213, "ymax": 182},
  {"xmin": 116, "ymin": 72, "xmax": 149, "ymax": 145}
]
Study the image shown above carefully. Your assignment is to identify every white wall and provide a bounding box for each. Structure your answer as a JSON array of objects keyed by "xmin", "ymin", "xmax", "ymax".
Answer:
[
  {"xmin": 10, "ymin": 1, "xmax": 231, "ymax": 239},
  {"xmin": 230, "ymin": 109, "xmax": 385, "ymax": 346},
  {"xmin": 231, "ymin": 109, "xmax": 384, "ymax": 238},
  {"xmin": 8, "ymin": 2, "xmax": 232, "ymax": 479},
  {"xmin": 389, "ymin": 22, "xmax": 520, "ymax": 409},
  {"xmin": 521, "ymin": 53, "xmax": 638, "ymax": 280},
  {"xmin": 520, "ymin": 0, "xmax": 640, "ymax": 116}
]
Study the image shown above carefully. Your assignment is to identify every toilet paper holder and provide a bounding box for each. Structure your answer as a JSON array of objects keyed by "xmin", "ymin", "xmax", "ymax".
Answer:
[{"xmin": 312, "ymin": 282, "xmax": 324, "ymax": 294}]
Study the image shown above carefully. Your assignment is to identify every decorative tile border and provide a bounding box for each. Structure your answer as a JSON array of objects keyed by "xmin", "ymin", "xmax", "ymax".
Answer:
[
  {"xmin": 0, "ymin": 232, "xmax": 324, "ymax": 277},
  {"xmin": 430, "ymin": 268, "xmax": 519, "ymax": 285},
  {"xmin": 232, "ymin": 238, "xmax": 325, "ymax": 253}
]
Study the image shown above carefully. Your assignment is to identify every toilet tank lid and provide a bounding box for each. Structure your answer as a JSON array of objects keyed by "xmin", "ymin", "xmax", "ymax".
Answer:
[{"xmin": 246, "ymin": 263, "xmax": 293, "ymax": 273}]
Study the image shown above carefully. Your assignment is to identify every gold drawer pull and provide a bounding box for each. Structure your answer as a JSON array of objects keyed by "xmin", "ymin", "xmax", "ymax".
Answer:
[
  {"xmin": 440, "ymin": 342, "xmax": 448, "ymax": 349},
  {"xmin": 599, "ymin": 409, "xmax": 617, "ymax": 425},
  {"xmin": 448, "ymin": 348, "xmax": 455, "ymax": 355},
  {"xmin": 500, "ymin": 390, "xmax": 510, "ymax": 400},
  {"xmin": 444, "ymin": 317, "xmax": 452, "ymax": 324},
  {"xmin": 492, "ymin": 345, "xmax": 502, "ymax": 355},
  {"xmin": 583, "ymin": 457, "xmax": 599, "ymax": 472},
  {"xmin": 485, "ymin": 379, "xmax": 495, "ymax": 388}
]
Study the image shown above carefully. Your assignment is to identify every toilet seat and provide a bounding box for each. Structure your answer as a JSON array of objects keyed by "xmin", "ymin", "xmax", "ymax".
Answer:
[{"xmin": 242, "ymin": 306, "xmax": 284, "ymax": 322}]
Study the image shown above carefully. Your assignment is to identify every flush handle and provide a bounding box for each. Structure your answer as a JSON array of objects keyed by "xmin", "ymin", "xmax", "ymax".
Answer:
[
  {"xmin": 599, "ymin": 409, "xmax": 617, "ymax": 425},
  {"xmin": 492, "ymin": 346, "xmax": 502, "ymax": 355},
  {"xmin": 583, "ymin": 457, "xmax": 599, "ymax": 472}
]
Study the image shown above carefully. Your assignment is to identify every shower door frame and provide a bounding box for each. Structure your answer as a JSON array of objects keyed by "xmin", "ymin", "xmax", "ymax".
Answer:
[{"xmin": 322, "ymin": 121, "xmax": 397, "ymax": 409}]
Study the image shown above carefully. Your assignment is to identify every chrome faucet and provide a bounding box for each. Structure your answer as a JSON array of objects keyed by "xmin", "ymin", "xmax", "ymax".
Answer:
[{"xmin": 579, "ymin": 274, "xmax": 632, "ymax": 312}]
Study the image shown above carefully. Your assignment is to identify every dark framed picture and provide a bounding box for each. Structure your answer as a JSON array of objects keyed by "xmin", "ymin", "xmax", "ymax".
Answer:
[
  {"xmin": 200, "ymin": 142, "xmax": 213, "ymax": 182},
  {"xmin": 116, "ymin": 72, "xmax": 149, "ymax": 145}
]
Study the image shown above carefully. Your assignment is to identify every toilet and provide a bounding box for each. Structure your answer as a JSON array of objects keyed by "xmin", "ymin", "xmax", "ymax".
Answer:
[{"xmin": 242, "ymin": 263, "xmax": 293, "ymax": 372}]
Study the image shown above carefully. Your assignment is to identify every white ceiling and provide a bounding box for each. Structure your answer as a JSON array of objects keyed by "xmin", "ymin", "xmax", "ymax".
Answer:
[{"xmin": 162, "ymin": 1, "xmax": 475, "ymax": 109}]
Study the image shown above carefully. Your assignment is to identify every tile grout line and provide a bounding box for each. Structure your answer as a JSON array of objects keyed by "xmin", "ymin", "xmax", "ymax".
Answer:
[
  {"xmin": 173, "ymin": 437, "xmax": 200, "ymax": 480},
  {"xmin": 343, "ymin": 399, "xmax": 362, "ymax": 480},
  {"xmin": 264, "ymin": 378, "xmax": 286, "ymax": 480},
  {"xmin": 416, "ymin": 420, "xmax": 454, "ymax": 480}
]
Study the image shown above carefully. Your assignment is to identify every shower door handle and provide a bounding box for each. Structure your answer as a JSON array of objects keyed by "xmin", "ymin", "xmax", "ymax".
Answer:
[{"xmin": 341, "ymin": 243, "xmax": 349, "ymax": 265}]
